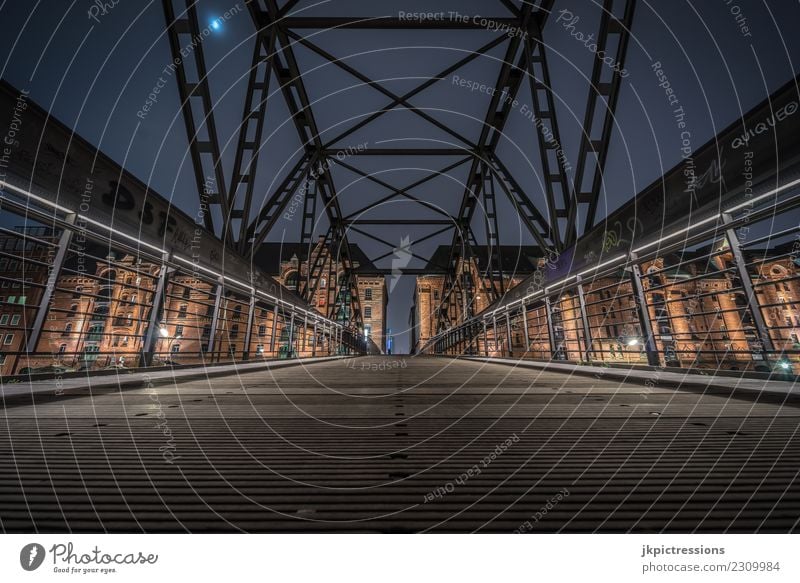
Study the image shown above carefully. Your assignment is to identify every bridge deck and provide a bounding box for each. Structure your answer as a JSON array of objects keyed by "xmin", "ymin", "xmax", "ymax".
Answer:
[{"xmin": 1, "ymin": 356, "xmax": 798, "ymax": 532}]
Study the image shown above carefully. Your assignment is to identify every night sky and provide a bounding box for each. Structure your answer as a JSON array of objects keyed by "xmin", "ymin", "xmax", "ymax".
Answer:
[{"xmin": 2, "ymin": 0, "xmax": 799, "ymax": 352}]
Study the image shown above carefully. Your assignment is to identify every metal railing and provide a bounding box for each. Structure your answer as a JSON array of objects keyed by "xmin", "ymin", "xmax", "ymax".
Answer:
[
  {"xmin": 0, "ymin": 182, "xmax": 370, "ymax": 377},
  {"xmin": 421, "ymin": 174, "xmax": 800, "ymax": 376}
]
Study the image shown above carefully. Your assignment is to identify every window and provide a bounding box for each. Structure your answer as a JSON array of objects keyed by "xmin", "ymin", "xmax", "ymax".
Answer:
[
  {"xmin": 319, "ymin": 278, "xmax": 326, "ymax": 289},
  {"xmin": 285, "ymin": 271, "xmax": 299, "ymax": 290},
  {"xmin": 433, "ymin": 290, "xmax": 440, "ymax": 300},
  {"xmin": 174, "ymin": 325, "xmax": 184, "ymax": 336},
  {"xmin": 364, "ymin": 306, "xmax": 372, "ymax": 319},
  {"xmin": 233, "ymin": 305, "xmax": 242, "ymax": 320},
  {"xmin": 0, "ymin": 258, "xmax": 7, "ymax": 270},
  {"xmin": 231, "ymin": 324, "xmax": 239, "ymax": 339},
  {"xmin": 10, "ymin": 314, "xmax": 20, "ymax": 326},
  {"xmin": 171, "ymin": 344, "xmax": 181, "ymax": 353},
  {"xmin": 17, "ymin": 296, "xmax": 25, "ymax": 305},
  {"xmin": 6, "ymin": 296, "xmax": 14, "ymax": 303},
  {"xmin": 364, "ymin": 288, "xmax": 372, "ymax": 300},
  {"xmin": 0, "ymin": 353, "xmax": 5, "ymax": 364},
  {"xmin": 258, "ymin": 324, "xmax": 266, "ymax": 337},
  {"xmin": 62, "ymin": 323, "xmax": 73, "ymax": 336},
  {"xmin": 3, "ymin": 333, "xmax": 14, "ymax": 345},
  {"xmin": 68, "ymin": 303, "xmax": 78, "ymax": 317},
  {"xmin": 73, "ymin": 285, "xmax": 82, "ymax": 298},
  {"xmin": 182, "ymin": 287, "xmax": 191, "ymax": 299},
  {"xmin": 0, "ymin": 315, "xmax": 7, "ymax": 325},
  {"xmin": 178, "ymin": 304, "xmax": 188, "ymax": 318},
  {"xmin": 58, "ymin": 344, "xmax": 67, "ymax": 354}
]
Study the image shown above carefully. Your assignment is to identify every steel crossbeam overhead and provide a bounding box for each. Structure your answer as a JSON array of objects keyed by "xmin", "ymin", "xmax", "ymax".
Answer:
[{"xmin": 162, "ymin": 0, "xmax": 232, "ymax": 242}]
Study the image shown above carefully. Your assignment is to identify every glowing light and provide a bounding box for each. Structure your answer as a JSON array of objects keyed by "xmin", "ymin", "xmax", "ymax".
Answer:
[
  {"xmin": 627, "ymin": 338, "xmax": 640, "ymax": 347},
  {"xmin": 779, "ymin": 361, "xmax": 791, "ymax": 370},
  {"xmin": 210, "ymin": 19, "xmax": 221, "ymax": 30},
  {"xmin": 159, "ymin": 326, "xmax": 170, "ymax": 337}
]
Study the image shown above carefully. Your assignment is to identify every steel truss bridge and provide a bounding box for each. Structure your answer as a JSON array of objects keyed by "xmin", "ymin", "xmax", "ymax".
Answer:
[{"xmin": 0, "ymin": 0, "xmax": 799, "ymax": 533}]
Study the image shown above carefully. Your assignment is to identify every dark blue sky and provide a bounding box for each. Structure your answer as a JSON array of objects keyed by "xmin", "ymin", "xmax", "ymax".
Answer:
[{"xmin": 2, "ymin": 0, "xmax": 799, "ymax": 352}]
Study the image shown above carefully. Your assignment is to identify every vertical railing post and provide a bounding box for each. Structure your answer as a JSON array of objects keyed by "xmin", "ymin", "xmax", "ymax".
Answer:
[
  {"xmin": 23, "ymin": 214, "xmax": 76, "ymax": 372},
  {"xmin": 242, "ymin": 293, "xmax": 256, "ymax": 361},
  {"xmin": 629, "ymin": 257, "xmax": 661, "ymax": 366},
  {"xmin": 492, "ymin": 316, "xmax": 498, "ymax": 354},
  {"xmin": 287, "ymin": 312, "xmax": 296, "ymax": 358},
  {"xmin": 301, "ymin": 314, "xmax": 308, "ymax": 354},
  {"xmin": 576, "ymin": 276, "xmax": 595, "ymax": 362},
  {"xmin": 723, "ymin": 214, "xmax": 775, "ymax": 355},
  {"xmin": 269, "ymin": 304, "xmax": 279, "ymax": 357},
  {"xmin": 312, "ymin": 320, "xmax": 318, "ymax": 357},
  {"xmin": 521, "ymin": 304, "xmax": 530, "ymax": 353},
  {"xmin": 140, "ymin": 255, "xmax": 172, "ymax": 368},
  {"xmin": 544, "ymin": 296, "xmax": 558, "ymax": 359},
  {"xmin": 482, "ymin": 321, "xmax": 488, "ymax": 356},
  {"xmin": 505, "ymin": 312, "xmax": 513, "ymax": 357},
  {"xmin": 206, "ymin": 277, "xmax": 224, "ymax": 363}
]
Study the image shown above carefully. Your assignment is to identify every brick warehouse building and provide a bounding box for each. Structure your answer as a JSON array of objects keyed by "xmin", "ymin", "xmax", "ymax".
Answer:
[
  {"xmin": 255, "ymin": 237, "xmax": 389, "ymax": 353},
  {"xmin": 0, "ymin": 229, "xmax": 796, "ymax": 373},
  {"xmin": 410, "ymin": 246, "xmax": 541, "ymax": 354}
]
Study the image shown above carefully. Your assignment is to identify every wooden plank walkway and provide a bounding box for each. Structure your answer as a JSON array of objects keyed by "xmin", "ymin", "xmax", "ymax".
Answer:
[{"xmin": 1, "ymin": 356, "xmax": 799, "ymax": 532}]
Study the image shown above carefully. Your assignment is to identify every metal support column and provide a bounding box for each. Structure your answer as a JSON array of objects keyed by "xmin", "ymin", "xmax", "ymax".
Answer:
[
  {"xmin": 140, "ymin": 256, "xmax": 172, "ymax": 367},
  {"xmin": 723, "ymin": 215, "xmax": 775, "ymax": 354},
  {"xmin": 629, "ymin": 260, "xmax": 661, "ymax": 366},
  {"xmin": 482, "ymin": 321, "xmax": 489, "ymax": 356},
  {"xmin": 206, "ymin": 278, "xmax": 224, "ymax": 362},
  {"xmin": 269, "ymin": 304, "xmax": 279, "ymax": 356},
  {"xmin": 287, "ymin": 312, "xmax": 296, "ymax": 358},
  {"xmin": 576, "ymin": 276, "xmax": 595, "ymax": 362},
  {"xmin": 521, "ymin": 304, "xmax": 530, "ymax": 352},
  {"xmin": 505, "ymin": 313, "xmax": 513, "ymax": 357},
  {"xmin": 25, "ymin": 215, "xmax": 75, "ymax": 360},
  {"xmin": 312, "ymin": 320, "xmax": 318, "ymax": 357},
  {"xmin": 242, "ymin": 293, "xmax": 256, "ymax": 361},
  {"xmin": 544, "ymin": 296, "xmax": 558, "ymax": 359}
]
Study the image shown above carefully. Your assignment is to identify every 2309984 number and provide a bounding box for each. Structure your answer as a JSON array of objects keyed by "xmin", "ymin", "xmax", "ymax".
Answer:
[{"xmin": 730, "ymin": 561, "xmax": 780, "ymax": 571}]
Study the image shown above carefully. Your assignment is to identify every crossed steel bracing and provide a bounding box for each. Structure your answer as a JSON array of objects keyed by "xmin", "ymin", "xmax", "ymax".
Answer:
[{"xmin": 161, "ymin": 0, "xmax": 636, "ymax": 332}]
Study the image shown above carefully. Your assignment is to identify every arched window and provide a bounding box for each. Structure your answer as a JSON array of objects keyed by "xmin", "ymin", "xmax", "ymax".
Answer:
[
  {"xmin": 285, "ymin": 271, "xmax": 299, "ymax": 290},
  {"xmin": 319, "ymin": 277, "xmax": 327, "ymax": 289},
  {"xmin": 62, "ymin": 323, "xmax": 73, "ymax": 336}
]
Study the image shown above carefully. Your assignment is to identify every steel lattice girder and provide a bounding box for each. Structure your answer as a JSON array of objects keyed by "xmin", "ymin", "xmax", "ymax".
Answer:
[{"xmin": 162, "ymin": 0, "xmax": 636, "ymax": 335}]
